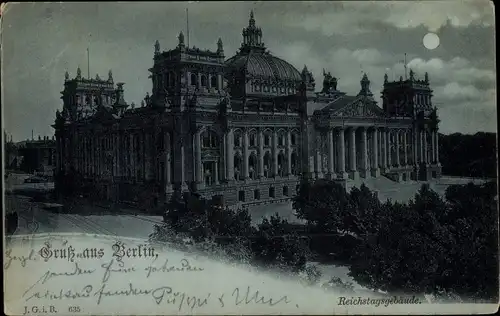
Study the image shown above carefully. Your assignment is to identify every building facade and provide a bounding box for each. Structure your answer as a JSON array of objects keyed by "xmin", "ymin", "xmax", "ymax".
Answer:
[
  {"xmin": 17, "ymin": 136, "xmax": 57, "ymax": 175},
  {"xmin": 53, "ymin": 12, "xmax": 441, "ymax": 206}
]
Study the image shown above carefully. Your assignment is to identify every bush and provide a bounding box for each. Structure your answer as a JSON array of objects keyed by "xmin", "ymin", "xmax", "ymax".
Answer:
[
  {"xmin": 299, "ymin": 264, "xmax": 322, "ymax": 286},
  {"xmin": 321, "ymin": 277, "xmax": 356, "ymax": 294},
  {"xmin": 294, "ymin": 180, "xmax": 499, "ymax": 302},
  {"xmin": 348, "ymin": 183, "xmax": 499, "ymax": 302},
  {"xmin": 252, "ymin": 213, "xmax": 310, "ymax": 273},
  {"xmin": 151, "ymin": 194, "xmax": 310, "ymax": 273}
]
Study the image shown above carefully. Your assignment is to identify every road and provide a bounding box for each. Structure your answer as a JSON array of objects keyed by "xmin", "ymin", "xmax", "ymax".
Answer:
[{"xmin": 5, "ymin": 193, "xmax": 164, "ymax": 240}]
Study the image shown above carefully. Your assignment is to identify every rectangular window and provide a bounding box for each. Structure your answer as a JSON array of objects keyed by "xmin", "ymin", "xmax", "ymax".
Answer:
[
  {"xmin": 283, "ymin": 186, "xmax": 289, "ymax": 197},
  {"xmin": 269, "ymin": 187, "xmax": 275, "ymax": 198},
  {"xmin": 239, "ymin": 190, "xmax": 246, "ymax": 202},
  {"xmin": 254, "ymin": 189, "xmax": 260, "ymax": 200}
]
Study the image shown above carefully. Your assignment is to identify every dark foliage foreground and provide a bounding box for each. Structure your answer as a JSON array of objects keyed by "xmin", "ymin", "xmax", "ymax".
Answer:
[
  {"xmin": 150, "ymin": 180, "xmax": 498, "ymax": 301},
  {"xmin": 293, "ymin": 179, "xmax": 499, "ymax": 302},
  {"xmin": 149, "ymin": 192, "xmax": 311, "ymax": 274}
]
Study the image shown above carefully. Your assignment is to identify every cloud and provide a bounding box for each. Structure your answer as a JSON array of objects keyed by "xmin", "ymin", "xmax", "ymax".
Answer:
[
  {"xmin": 382, "ymin": 1, "xmax": 494, "ymax": 32},
  {"xmin": 1, "ymin": 2, "xmax": 496, "ymax": 141},
  {"xmin": 277, "ymin": 1, "xmax": 494, "ymax": 36},
  {"xmin": 407, "ymin": 57, "xmax": 495, "ymax": 88}
]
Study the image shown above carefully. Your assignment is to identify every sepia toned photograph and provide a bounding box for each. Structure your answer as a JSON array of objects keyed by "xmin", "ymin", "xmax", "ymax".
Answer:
[{"xmin": 2, "ymin": 1, "xmax": 498, "ymax": 315}]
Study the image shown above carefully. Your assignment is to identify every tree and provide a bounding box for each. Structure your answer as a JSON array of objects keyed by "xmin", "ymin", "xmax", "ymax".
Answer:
[
  {"xmin": 348, "ymin": 183, "xmax": 499, "ymax": 302},
  {"xmin": 252, "ymin": 213, "xmax": 309, "ymax": 272}
]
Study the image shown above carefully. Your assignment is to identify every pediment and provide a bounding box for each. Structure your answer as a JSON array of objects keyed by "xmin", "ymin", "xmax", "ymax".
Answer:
[
  {"xmin": 331, "ymin": 97, "xmax": 384, "ymax": 118},
  {"xmin": 91, "ymin": 106, "xmax": 117, "ymax": 122}
]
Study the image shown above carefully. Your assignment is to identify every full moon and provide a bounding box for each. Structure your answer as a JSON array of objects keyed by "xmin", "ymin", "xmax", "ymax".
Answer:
[{"xmin": 423, "ymin": 33, "xmax": 440, "ymax": 50}]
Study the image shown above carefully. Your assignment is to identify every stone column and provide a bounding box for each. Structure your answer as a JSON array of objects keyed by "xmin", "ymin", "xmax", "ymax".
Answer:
[
  {"xmin": 286, "ymin": 129, "xmax": 292, "ymax": 176},
  {"xmin": 225, "ymin": 129, "xmax": 234, "ymax": 181},
  {"xmin": 419, "ymin": 130, "xmax": 424, "ymax": 164},
  {"xmin": 315, "ymin": 135, "xmax": 323, "ymax": 179},
  {"xmin": 403, "ymin": 131, "xmax": 408, "ymax": 166},
  {"xmin": 348, "ymin": 128, "xmax": 359, "ymax": 180},
  {"xmin": 435, "ymin": 130, "xmax": 441, "ymax": 166},
  {"xmin": 272, "ymin": 130, "xmax": 278, "ymax": 177},
  {"xmin": 431, "ymin": 129, "xmax": 436, "ymax": 164},
  {"xmin": 214, "ymin": 160, "xmax": 219, "ymax": 184},
  {"xmin": 336, "ymin": 128, "xmax": 347, "ymax": 179},
  {"xmin": 386, "ymin": 130, "xmax": 392, "ymax": 169},
  {"xmin": 413, "ymin": 128, "xmax": 419, "ymax": 166},
  {"xmin": 395, "ymin": 130, "xmax": 400, "ymax": 167},
  {"xmin": 371, "ymin": 128, "xmax": 380, "ymax": 177},
  {"xmin": 258, "ymin": 129, "xmax": 264, "ymax": 178},
  {"xmin": 382, "ymin": 128, "xmax": 388, "ymax": 170},
  {"xmin": 176, "ymin": 134, "xmax": 186, "ymax": 189},
  {"xmin": 423, "ymin": 129, "xmax": 429, "ymax": 165},
  {"xmin": 197, "ymin": 72, "xmax": 202, "ymax": 90},
  {"xmin": 165, "ymin": 132, "xmax": 172, "ymax": 192},
  {"xmin": 327, "ymin": 129, "xmax": 335, "ymax": 179},
  {"xmin": 194, "ymin": 129, "xmax": 203, "ymax": 186},
  {"xmin": 144, "ymin": 132, "xmax": 152, "ymax": 180},
  {"xmin": 360, "ymin": 127, "xmax": 369, "ymax": 178},
  {"xmin": 217, "ymin": 74, "xmax": 222, "ymax": 91},
  {"xmin": 129, "ymin": 134, "xmax": 135, "ymax": 180},
  {"xmin": 243, "ymin": 129, "xmax": 249, "ymax": 180}
]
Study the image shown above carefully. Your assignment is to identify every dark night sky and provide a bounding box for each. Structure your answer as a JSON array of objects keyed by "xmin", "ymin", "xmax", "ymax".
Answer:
[{"xmin": 2, "ymin": 1, "xmax": 495, "ymax": 141}]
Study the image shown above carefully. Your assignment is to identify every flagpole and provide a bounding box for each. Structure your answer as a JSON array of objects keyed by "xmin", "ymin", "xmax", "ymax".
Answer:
[
  {"xmin": 404, "ymin": 53, "xmax": 407, "ymax": 80},
  {"xmin": 87, "ymin": 47, "xmax": 90, "ymax": 79},
  {"xmin": 186, "ymin": 8, "xmax": 190, "ymax": 48}
]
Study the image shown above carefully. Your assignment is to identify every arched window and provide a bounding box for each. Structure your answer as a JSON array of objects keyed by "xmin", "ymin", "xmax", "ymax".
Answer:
[
  {"xmin": 164, "ymin": 73, "xmax": 169, "ymax": 88},
  {"xmin": 278, "ymin": 134, "xmax": 285, "ymax": 146},
  {"xmin": 291, "ymin": 151, "xmax": 299, "ymax": 175},
  {"xmin": 202, "ymin": 130, "xmax": 219, "ymax": 148},
  {"xmin": 234, "ymin": 154, "xmax": 242, "ymax": 181},
  {"xmin": 233, "ymin": 131, "xmax": 242, "ymax": 147},
  {"xmin": 248, "ymin": 154, "xmax": 257, "ymax": 180},
  {"xmin": 249, "ymin": 133, "xmax": 256, "ymax": 147},
  {"xmin": 211, "ymin": 76, "xmax": 217, "ymax": 89},
  {"xmin": 277, "ymin": 152, "xmax": 285, "ymax": 177},
  {"xmin": 263, "ymin": 152, "xmax": 272, "ymax": 178},
  {"xmin": 264, "ymin": 131, "xmax": 272, "ymax": 147},
  {"xmin": 190, "ymin": 73, "xmax": 197, "ymax": 86},
  {"xmin": 170, "ymin": 72, "xmax": 176, "ymax": 87},
  {"xmin": 201, "ymin": 75, "xmax": 207, "ymax": 87}
]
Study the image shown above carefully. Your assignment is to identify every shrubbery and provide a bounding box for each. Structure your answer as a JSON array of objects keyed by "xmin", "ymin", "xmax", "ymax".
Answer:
[
  {"xmin": 150, "ymin": 192, "xmax": 310, "ymax": 273},
  {"xmin": 150, "ymin": 179, "xmax": 498, "ymax": 301},
  {"xmin": 293, "ymin": 179, "xmax": 499, "ymax": 302}
]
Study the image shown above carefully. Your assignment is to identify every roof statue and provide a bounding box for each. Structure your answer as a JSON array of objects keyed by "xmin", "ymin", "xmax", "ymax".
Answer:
[
  {"xmin": 154, "ymin": 40, "xmax": 160, "ymax": 55},
  {"xmin": 424, "ymin": 72, "xmax": 429, "ymax": 83},
  {"xmin": 76, "ymin": 66, "xmax": 82, "ymax": 80},
  {"xmin": 178, "ymin": 32, "xmax": 185, "ymax": 47},
  {"xmin": 409, "ymin": 69, "xmax": 415, "ymax": 81},
  {"xmin": 384, "ymin": 73, "xmax": 388, "ymax": 84},
  {"xmin": 217, "ymin": 38, "xmax": 224, "ymax": 54},
  {"xmin": 65, "ymin": 71, "xmax": 69, "ymax": 81},
  {"xmin": 322, "ymin": 69, "xmax": 338, "ymax": 93},
  {"xmin": 108, "ymin": 70, "xmax": 113, "ymax": 82},
  {"xmin": 95, "ymin": 73, "xmax": 100, "ymax": 80},
  {"xmin": 358, "ymin": 73, "xmax": 373, "ymax": 97}
]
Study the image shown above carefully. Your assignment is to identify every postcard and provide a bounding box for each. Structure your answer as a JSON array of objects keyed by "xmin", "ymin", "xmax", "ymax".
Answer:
[{"xmin": 2, "ymin": 1, "xmax": 498, "ymax": 315}]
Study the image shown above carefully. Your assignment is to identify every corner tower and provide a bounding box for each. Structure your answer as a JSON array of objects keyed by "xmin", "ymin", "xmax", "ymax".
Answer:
[
  {"xmin": 381, "ymin": 69, "xmax": 434, "ymax": 117},
  {"xmin": 60, "ymin": 68, "xmax": 127, "ymax": 120},
  {"xmin": 149, "ymin": 33, "xmax": 226, "ymax": 111}
]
